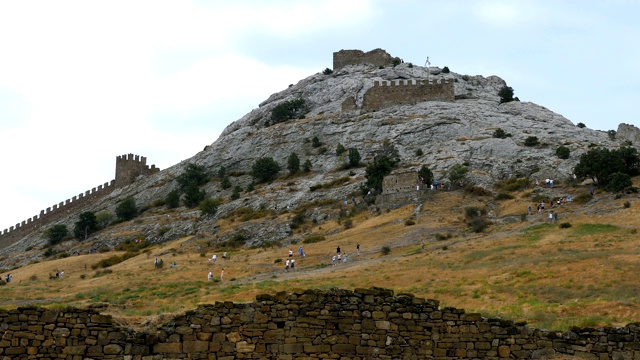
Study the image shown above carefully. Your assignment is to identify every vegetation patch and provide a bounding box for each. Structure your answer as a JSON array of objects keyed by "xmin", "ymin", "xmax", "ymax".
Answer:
[
  {"xmin": 224, "ymin": 207, "xmax": 272, "ymax": 222},
  {"xmin": 571, "ymin": 223, "xmax": 619, "ymax": 237},
  {"xmin": 494, "ymin": 178, "xmax": 530, "ymax": 192},
  {"xmin": 91, "ymin": 252, "xmax": 139, "ymax": 269},
  {"xmin": 303, "ymin": 235, "xmax": 326, "ymax": 244},
  {"xmin": 309, "ymin": 176, "xmax": 351, "ymax": 191}
]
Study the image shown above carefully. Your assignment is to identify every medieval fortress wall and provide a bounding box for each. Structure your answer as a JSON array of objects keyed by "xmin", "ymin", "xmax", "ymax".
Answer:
[
  {"xmin": 335, "ymin": 49, "xmax": 455, "ymax": 113},
  {"xmin": 0, "ymin": 154, "xmax": 158, "ymax": 247},
  {"xmin": 333, "ymin": 48, "xmax": 395, "ymax": 70},
  {"xmin": 362, "ymin": 79, "xmax": 455, "ymax": 112},
  {"xmin": 1, "ymin": 288, "xmax": 639, "ymax": 359}
]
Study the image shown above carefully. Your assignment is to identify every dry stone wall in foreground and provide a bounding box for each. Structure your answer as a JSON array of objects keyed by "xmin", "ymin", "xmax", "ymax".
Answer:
[{"xmin": 1, "ymin": 288, "xmax": 639, "ymax": 359}]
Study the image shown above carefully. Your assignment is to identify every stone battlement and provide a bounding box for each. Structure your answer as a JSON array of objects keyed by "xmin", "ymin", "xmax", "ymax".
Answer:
[
  {"xmin": 115, "ymin": 153, "xmax": 160, "ymax": 187},
  {"xmin": 362, "ymin": 78, "xmax": 455, "ymax": 112},
  {"xmin": 0, "ymin": 154, "xmax": 159, "ymax": 247},
  {"xmin": 1, "ymin": 287, "xmax": 639, "ymax": 359}
]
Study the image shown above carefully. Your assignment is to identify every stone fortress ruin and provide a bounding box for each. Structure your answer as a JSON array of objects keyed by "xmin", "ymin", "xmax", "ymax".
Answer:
[
  {"xmin": 334, "ymin": 49, "xmax": 455, "ymax": 113},
  {"xmin": 2, "ymin": 287, "xmax": 640, "ymax": 359},
  {"xmin": 0, "ymin": 154, "xmax": 159, "ymax": 247}
]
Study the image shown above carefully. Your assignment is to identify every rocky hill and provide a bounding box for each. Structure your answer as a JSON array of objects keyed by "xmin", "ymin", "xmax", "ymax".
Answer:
[{"xmin": 1, "ymin": 49, "xmax": 637, "ymax": 270}]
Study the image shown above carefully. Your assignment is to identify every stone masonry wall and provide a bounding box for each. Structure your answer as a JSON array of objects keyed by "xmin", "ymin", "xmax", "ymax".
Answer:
[
  {"xmin": 115, "ymin": 154, "xmax": 160, "ymax": 188},
  {"xmin": 383, "ymin": 172, "xmax": 420, "ymax": 194},
  {"xmin": 333, "ymin": 49, "xmax": 395, "ymax": 70},
  {"xmin": 362, "ymin": 79, "xmax": 455, "ymax": 112},
  {"xmin": 2, "ymin": 288, "xmax": 640, "ymax": 359},
  {"xmin": 0, "ymin": 154, "xmax": 158, "ymax": 249},
  {"xmin": 0, "ymin": 181, "xmax": 116, "ymax": 249}
]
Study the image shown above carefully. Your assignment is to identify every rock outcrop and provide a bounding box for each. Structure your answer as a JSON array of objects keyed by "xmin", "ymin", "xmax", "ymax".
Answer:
[{"xmin": 0, "ymin": 49, "xmax": 631, "ymax": 268}]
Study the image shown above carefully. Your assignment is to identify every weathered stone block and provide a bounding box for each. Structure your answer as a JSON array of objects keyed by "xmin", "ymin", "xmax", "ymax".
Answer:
[
  {"xmin": 104, "ymin": 344, "xmax": 123, "ymax": 355},
  {"xmin": 154, "ymin": 342, "xmax": 183, "ymax": 353},
  {"xmin": 282, "ymin": 343, "xmax": 303, "ymax": 353},
  {"xmin": 332, "ymin": 343, "xmax": 356, "ymax": 354},
  {"xmin": 183, "ymin": 340, "xmax": 208, "ymax": 353}
]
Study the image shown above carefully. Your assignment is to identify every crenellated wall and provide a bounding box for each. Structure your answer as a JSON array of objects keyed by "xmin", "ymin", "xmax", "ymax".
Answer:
[
  {"xmin": 362, "ymin": 78, "xmax": 455, "ymax": 112},
  {"xmin": 0, "ymin": 181, "xmax": 116, "ymax": 249},
  {"xmin": 1, "ymin": 288, "xmax": 639, "ymax": 359},
  {"xmin": 115, "ymin": 153, "xmax": 160, "ymax": 188},
  {"xmin": 0, "ymin": 154, "xmax": 159, "ymax": 248}
]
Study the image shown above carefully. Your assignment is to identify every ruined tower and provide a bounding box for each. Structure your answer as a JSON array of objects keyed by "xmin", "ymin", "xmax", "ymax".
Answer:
[{"xmin": 115, "ymin": 154, "xmax": 160, "ymax": 188}]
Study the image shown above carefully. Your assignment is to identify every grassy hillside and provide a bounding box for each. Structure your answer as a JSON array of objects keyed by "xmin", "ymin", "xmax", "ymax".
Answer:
[{"xmin": 1, "ymin": 181, "xmax": 639, "ymax": 332}]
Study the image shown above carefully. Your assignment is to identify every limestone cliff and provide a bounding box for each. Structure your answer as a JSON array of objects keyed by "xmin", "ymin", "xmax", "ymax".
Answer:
[{"xmin": 0, "ymin": 50, "xmax": 630, "ymax": 268}]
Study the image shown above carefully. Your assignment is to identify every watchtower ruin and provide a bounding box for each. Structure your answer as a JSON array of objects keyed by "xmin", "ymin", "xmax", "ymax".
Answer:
[
  {"xmin": 115, "ymin": 154, "xmax": 160, "ymax": 187},
  {"xmin": 333, "ymin": 48, "xmax": 395, "ymax": 70}
]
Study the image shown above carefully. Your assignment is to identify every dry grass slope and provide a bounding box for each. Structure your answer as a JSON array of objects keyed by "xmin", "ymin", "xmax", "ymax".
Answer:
[{"xmin": 1, "ymin": 179, "xmax": 639, "ymax": 331}]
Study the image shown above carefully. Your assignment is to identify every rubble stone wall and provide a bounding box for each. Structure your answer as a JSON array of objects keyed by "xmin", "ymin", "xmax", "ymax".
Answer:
[{"xmin": 1, "ymin": 288, "xmax": 639, "ymax": 359}]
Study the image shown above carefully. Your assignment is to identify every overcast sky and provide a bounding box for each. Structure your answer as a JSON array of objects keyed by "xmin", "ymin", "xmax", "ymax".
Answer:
[{"xmin": 1, "ymin": 0, "xmax": 639, "ymax": 231}]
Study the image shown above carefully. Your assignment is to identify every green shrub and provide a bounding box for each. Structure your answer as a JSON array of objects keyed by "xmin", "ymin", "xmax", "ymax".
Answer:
[
  {"xmin": 624, "ymin": 201, "xmax": 631, "ymax": 208},
  {"xmin": 322, "ymin": 68, "xmax": 333, "ymax": 75},
  {"xmin": 290, "ymin": 212, "xmax": 305, "ymax": 229},
  {"xmin": 574, "ymin": 146, "xmax": 639, "ymax": 187},
  {"xmin": 343, "ymin": 219, "xmax": 353, "ymax": 229},
  {"xmin": 577, "ymin": 122, "xmax": 586, "ymax": 128},
  {"xmin": 442, "ymin": 66, "xmax": 450, "ymax": 73},
  {"xmin": 434, "ymin": 233, "xmax": 451, "ymax": 241},
  {"xmin": 303, "ymin": 159, "xmax": 312, "ymax": 172},
  {"xmin": 166, "ymin": 190, "xmax": 180, "ymax": 209},
  {"xmin": 74, "ymin": 211, "xmax": 98, "ymax": 240},
  {"xmin": 221, "ymin": 176, "xmax": 231, "ymax": 189},
  {"xmin": 606, "ymin": 172, "xmax": 632, "ymax": 192},
  {"xmin": 347, "ymin": 148, "xmax": 361, "ymax": 168},
  {"xmin": 199, "ymin": 198, "xmax": 222, "ymax": 217},
  {"xmin": 219, "ymin": 233, "xmax": 247, "ymax": 249},
  {"xmin": 418, "ymin": 165, "xmax": 434, "ymax": 187},
  {"xmin": 405, "ymin": 219, "xmax": 415, "ymax": 226},
  {"xmin": 573, "ymin": 193, "xmax": 592, "ymax": 205},
  {"xmin": 559, "ymin": 222, "xmax": 572, "ymax": 229},
  {"xmin": 91, "ymin": 251, "xmax": 139, "ymax": 269},
  {"xmin": 231, "ymin": 186, "xmax": 241, "ymax": 200},
  {"xmin": 415, "ymin": 148, "xmax": 423, "ymax": 156},
  {"xmin": 44, "ymin": 224, "xmax": 69, "ymax": 246},
  {"xmin": 447, "ymin": 163, "xmax": 469, "ymax": 186},
  {"xmin": 158, "ymin": 227, "xmax": 171, "ymax": 236},
  {"xmin": 492, "ymin": 128, "xmax": 512, "ymax": 139},
  {"xmin": 115, "ymin": 238, "xmax": 150, "ymax": 252},
  {"xmin": 494, "ymin": 177, "xmax": 530, "ymax": 192},
  {"xmin": 269, "ymin": 98, "xmax": 307, "ymax": 126},
  {"xmin": 494, "ymin": 192, "xmax": 515, "ymax": 201},
  {"xmin": 176, "ymin": 163, "xmax": 210, "ymax": 191},
  {"xmin": 381, "ymin": 246, "xmax": 391, "ymax": 255},
  {"xmin": 217, "ymin": 166, "xmax": 227, "ymax": 178},
  {"xmin": 312, "ymin": 136, "xmax": 321, "ymax": 148},
  {"xmin": 556, "ymin": 145, "xmax": 571, "ymax": 159},
  {"xmin": 336, "ymin": 143, "xmax": 346, "ymax": 156},
  {"xmin": 303, "ymin": 235, "xmax": 326, "ymax": 244},
  {"xmin": 116, "ymin": 197, "xmax": 138, "ymax": 222},
  {"xmin": 183, "ymin": 183, "xmax": 206, "ymax": 208},
  {"xmin": 524, "ymin": 136, "xmax": 540, "ymax": 147},
  {"xmin": 252, "ymin": 157, "xmax": 281, "ymax": 183},
  {"xmin": 498, "ymin": 86, "xmax": 514, "ymax": 103},
  {"xmin": 464, "ymin": 185, "xmax": 492, "ymax": 197},
  {"xmin": 464, "ymin": 207, "xmax": 490, "ymax": 233},
  {"xmin": 246, "ymin": 182, "xmax": 255, "ymax": 192}
]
